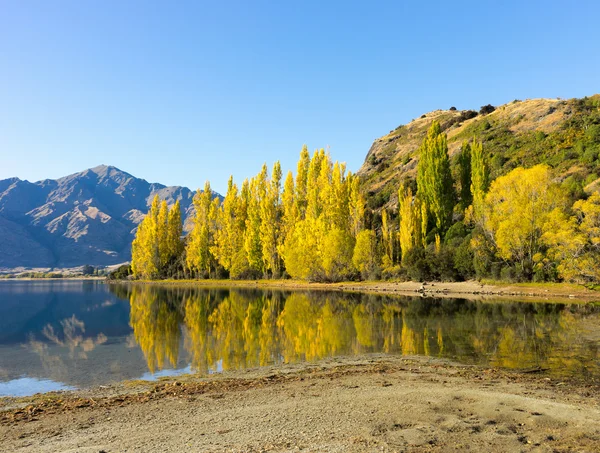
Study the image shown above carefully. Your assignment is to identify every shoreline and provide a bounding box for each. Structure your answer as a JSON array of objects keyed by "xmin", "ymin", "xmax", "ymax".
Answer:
[
  {"xmin": 110, "ymin": 278, "xmax": 600, "ymax": 303},
  {"xmin": 2, "ymin": 355, "xmax": 599, "ymax": 452}
]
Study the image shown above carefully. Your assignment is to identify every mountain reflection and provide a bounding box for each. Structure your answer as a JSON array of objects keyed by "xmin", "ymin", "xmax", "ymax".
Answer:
[
  {"xmin": 27, "ymin": 315, "xmax": 108, "ymax": 383},
  {"xmin": 121, "ymin": 285, "xmax": 600, "ymax": 379}
]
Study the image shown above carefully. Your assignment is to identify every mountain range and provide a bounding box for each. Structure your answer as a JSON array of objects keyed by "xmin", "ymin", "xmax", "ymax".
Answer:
[{"xmin": 0, "ymin": 165, "xmax": 203, "ymax": 270}]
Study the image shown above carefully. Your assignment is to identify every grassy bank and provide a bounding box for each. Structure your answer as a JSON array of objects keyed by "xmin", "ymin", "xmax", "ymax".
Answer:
[{"xmin": 108, "ymin": 278, "xmax": 600, "ymax": 303}]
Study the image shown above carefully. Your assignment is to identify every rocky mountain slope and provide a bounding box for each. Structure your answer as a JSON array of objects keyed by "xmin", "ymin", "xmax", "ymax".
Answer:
[
  {"xmin": 0, "ymin": 165, "xmax": 208, "ymax": 269},
  {"xmin": 359, "ymin": 95, "xmax": 600, "ymax": 211}
]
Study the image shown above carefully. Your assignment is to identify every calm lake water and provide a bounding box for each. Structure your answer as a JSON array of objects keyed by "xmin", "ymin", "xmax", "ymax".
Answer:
[{"xmin": 0, "ymin": 280, "xmax": 599, "ymax": 397}]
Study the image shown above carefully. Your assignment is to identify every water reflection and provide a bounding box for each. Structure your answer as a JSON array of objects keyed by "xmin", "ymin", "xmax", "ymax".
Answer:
[
  {"xmin": 121, "ymin": 285, "xmax": 600, "ymax": 380},
  {"xmin": 25, "ymin": 315, "xmax": 109, "ymax": 386}
]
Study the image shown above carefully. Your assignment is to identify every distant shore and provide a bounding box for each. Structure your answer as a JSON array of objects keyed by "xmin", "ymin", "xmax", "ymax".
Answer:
[{"xmin": 111, "ymin": 278, "xmax": 600, "ymax": 303}]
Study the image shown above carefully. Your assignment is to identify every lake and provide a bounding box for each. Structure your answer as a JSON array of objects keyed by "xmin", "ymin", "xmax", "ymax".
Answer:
[{"xmin": 0, "ymin": 280, "xmax": 598, "ymax": 397}]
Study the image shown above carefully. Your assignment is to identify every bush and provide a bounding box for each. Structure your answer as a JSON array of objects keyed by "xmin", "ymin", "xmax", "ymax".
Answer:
[
  {"xmin": 444, "ymin": 221, "xmax": 469, "ymax": 244},
  {"xmin": 403, "ymin": 248, "xmax": 431, "ymax": 282},
  {"xmin": 381, "ymin": 265, "xmax": 404, "ymax": 281},
  {"xmin": 402, "ymin": 246, "xmax": 460, "ymax": 282},
  {"xmin": 583, "ymin": 146, "xmax": 599, "ymax": 165},
  {"xmin": 82, "ymin": 265, "xmax": 95, "ymax": 276},
  {"xmin": 500, "ymin": 266, "xmax": 516, "ymax": 282},
  {"xmin": 479, "ymin": 104, "xmax": 496, "ymax": 115},
  {"xmin": 454, "ymin": 236, "xmax": 475, "ymax": 280},
  {"xmin": 108, "ymin": 265, "xmax": 132, "ymax": 280}
]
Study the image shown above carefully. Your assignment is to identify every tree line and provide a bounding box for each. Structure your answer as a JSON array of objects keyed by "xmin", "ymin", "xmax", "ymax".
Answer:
[{"xmin": 128, "ymin": 122, "xmax": 600, "ymax": 284}]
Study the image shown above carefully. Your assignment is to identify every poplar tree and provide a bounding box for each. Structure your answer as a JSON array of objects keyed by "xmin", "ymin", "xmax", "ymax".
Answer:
[
  {"xmin": 260, "ymin": 161, "xmax": 282, "ymax": 277},
  {"xmin": 295, "ymin": 145, "xmax": 310, "ymax": 218},
  {"xmin": 399, "ymin": 185, "xmax": 423, "ymax": 263},
  {"xmin": 166, "ymin": 200, "xmax": 183, "ymax": 266},
  {"xmin": 347, "ymin": 172, "xmax": 364, "ymax": 237},
  {"xmin": 458, "ymin": 141, "xmax": 472, "ymax": 209},
  {"xmin": 186, "ymin": 182, "xmax": 215, "ymax": 277},
  {"xmin": 381, "ymin": 209, "xmax": 394, "ymax": 267},
  {"xmin": 416, "ymin": 121, "xmax": 455, "ymax": 237},
  {"xmin": 306, "ymin": 150, "xmax": 324, "ymax": 220},
  {"xmin": 229, "ymin": 178, "xmax": 251, "ymax": 277},
  {"xmin": 213, "ymin": 176, "xmax": 238, "ymax": 272},
  {"xmin": 470, "ymin": 139, "xmax": 489, "ymax": 221},
  {"xmin": 245, "ymin": 170, "xmax": 265, "ymax": 273},
  {"xmin": 131, "ymin": 195, "xmax": 160, "ymax": 279},
  {"xmin": 157, "ymin": 200, "xmax": 169, "ymax": 268},
  {"xmin": 131, "ymin": 195, "xmax": 183, "ymax": 279},
  {"xmin": 280, "ymin": 171, "xmax": 297, "ymax": 245},
  {"xmin": 353, "ymin": 229, "xmax": 380, "ymax": 280}
]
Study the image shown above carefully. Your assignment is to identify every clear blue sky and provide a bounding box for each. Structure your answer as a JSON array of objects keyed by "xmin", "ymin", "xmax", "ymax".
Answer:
[{"xmin": 1, "ymin": 1, "xmax": 599, "ymax": 194}]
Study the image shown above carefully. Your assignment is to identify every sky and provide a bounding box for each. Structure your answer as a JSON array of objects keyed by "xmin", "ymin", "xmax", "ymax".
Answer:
[{"xmin": 1, "ymin": 1, "xmax": 599, "ymax": 194}]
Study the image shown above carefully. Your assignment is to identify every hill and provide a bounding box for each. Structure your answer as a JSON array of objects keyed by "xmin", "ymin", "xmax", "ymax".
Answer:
[
  {"xmin": 358, "ymin": 95, "xmax": 600, "ymax": 211},
  {"xmin": 0, "ymin": 165, "xmax": 213, "ymax": 270}
]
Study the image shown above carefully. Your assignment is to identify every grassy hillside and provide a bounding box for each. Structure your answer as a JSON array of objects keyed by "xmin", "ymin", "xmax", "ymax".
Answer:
[{"xmin": 359, "ymin": 95, "xmax": 600, "ymax": 211}]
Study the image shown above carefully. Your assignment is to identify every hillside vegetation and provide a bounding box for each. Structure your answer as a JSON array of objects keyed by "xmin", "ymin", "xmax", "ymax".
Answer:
[{"xmin": 359, "ymin": 95, "xmax": 600, "ymax": 212}]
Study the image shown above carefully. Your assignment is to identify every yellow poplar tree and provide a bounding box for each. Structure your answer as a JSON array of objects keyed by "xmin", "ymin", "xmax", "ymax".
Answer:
[
  {"xmin": 353, "ymin": 229, "xmax": 380, "ymax": 280},
  {"xmin": 260, "ymin": 161, "xmax": 282, "ymax": 277},
  {"xmin": 157, "ymin": 200, "xmax": 169, "ymax": 268},
  {"xmin": 295, "ymin": 145, "xmax": 310, "ymax": 218},
  {"xmin": 166, "ymin": 200, "xmax": 183, "ymax": 268},
  {"xmin": 131, "ymin": 195, "xmax": 160, "ymax": 279},
  {"xmin": 186, "ymin": 182, "xmax": 216, "ymax": 277},
  {"xmin": 398, "ymin": 185, "xmax": 422, "ymax": 263},
  {"xmin": 245, "ymin": 170, "xmax": 265, "ymax": 273}
]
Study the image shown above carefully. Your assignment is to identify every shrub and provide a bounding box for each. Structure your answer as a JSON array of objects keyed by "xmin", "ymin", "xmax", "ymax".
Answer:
[
  {"xmin": 108, "ymin": 265, "xmax": 132, "ymax": 280},
  {"xmin": 479, "ymin": 104, "xmax": 496, "ymax": 115},
  {"xmin": 454, "ymin": 237, "xmax": 475, "ymax": 280},
  {"xmin": 381, "ymin": 265, "xmax": 404, "ymax": 281}
]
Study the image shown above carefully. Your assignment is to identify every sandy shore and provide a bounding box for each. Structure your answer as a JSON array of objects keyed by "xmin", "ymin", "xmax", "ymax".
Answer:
[
  {"xmin": 2, "ymin": 355, "xmax": 599, "ymax": 452},
  {"xmin": 120, "ymin": 279, "xmax": 600, "ymax": 303}
]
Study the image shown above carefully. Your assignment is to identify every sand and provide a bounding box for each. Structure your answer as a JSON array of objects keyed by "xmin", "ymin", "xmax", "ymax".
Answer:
[{"xmin": 2, "ymin": 355, "xmax": 599, "ymax": 452}]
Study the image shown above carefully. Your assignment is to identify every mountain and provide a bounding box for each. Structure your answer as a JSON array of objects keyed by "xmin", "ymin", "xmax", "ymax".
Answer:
[
  {"xmin": 358, "ymin": 95, "xmax": 600, "ymax": 211},
  {"xmin": 0, "ymin": 165, "xmax": 212, "ymax": 269}
]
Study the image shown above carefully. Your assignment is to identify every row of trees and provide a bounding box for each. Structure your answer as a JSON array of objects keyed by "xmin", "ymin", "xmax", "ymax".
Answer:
[
  {"xmin": 131, "ymin": 197, "xmax": 183, "ymax": 279},
  {"xmin": 185, "ymin": 147, "xmax": 368, "ymax": 281},
  {"xmin": 130, "ymin": 122, "xmax": 600, "ymax": 283}
]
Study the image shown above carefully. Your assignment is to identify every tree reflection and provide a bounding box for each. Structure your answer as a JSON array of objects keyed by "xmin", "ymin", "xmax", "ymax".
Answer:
[
  {"xmin": 118, "ymin": 284, "xmax": 600, "ymax": 380},
  {"xmin": 129, "ymin": 286, "xmax": 182, "ymax": 373}
]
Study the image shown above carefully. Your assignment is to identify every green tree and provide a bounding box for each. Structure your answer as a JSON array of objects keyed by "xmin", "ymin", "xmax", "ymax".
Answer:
[
  {"xmin": 417, "ymin": 121, "xmax": 456, "ymax": 238},
  {"xmin": 470, "ymin": 139, "xmax": 489, "ymax": 221},
  {"xmin": 457, "ymin": 141, "xmax": 472, "ymax": 209}
]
